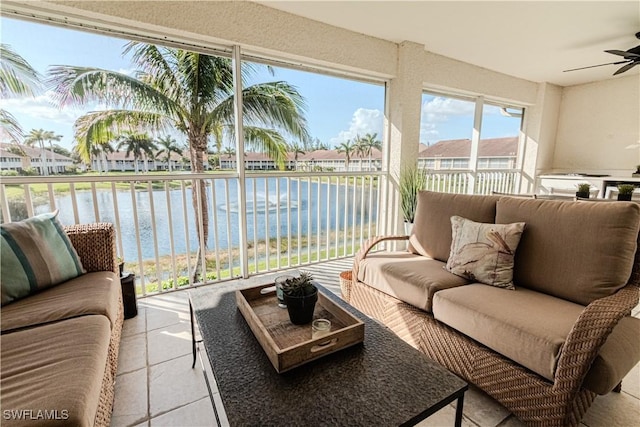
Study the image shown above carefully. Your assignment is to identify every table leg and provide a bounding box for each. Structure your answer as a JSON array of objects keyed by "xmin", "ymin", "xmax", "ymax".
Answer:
[
  {"xmin": 454, "ymin": 394, "xmax": 464, "ymax": 427},
  {"xmin": 190, "ymin": 299, "xmax": 197, "ymax": 369}
]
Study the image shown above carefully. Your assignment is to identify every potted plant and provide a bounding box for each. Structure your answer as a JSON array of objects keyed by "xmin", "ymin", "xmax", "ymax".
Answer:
[
  {"xmin": 576, "ymin": 183, "xmax": 591, "ymax": 199},
  {"xmin": 281, "ymin": 272, "xmax": 318, "ymax": 325},
  {"xmin": 617, "ymin": 184, "xmax": 635, "ymax": 201},
  {"xmin": 633, "ymin": 165, "xmax": 640, "ymax": 177},
  {"xmin": 399, "ymin": 165, "xmax": 427, "ymax": 234}
]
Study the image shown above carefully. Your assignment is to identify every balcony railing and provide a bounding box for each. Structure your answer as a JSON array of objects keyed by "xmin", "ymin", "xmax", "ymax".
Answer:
[
  {"xmin": 0, "ymin": 171, "xmax": 383, "ymax": 296},
  {"xmin": 424, "ymin": 169, "xmax": 519, "ymax": 195}
]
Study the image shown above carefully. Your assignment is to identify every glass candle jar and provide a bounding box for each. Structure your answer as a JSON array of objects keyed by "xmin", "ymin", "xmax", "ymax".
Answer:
[{"xmin": 312, "ymin": 318, "xmax": 331, "ymax": 339}]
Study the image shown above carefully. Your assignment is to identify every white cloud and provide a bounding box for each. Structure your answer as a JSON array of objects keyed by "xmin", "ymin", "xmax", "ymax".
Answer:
[
  {"xmin": 419, "ymin": 97, "xmax": 475, "ymax": 144},
  {"xmin": 2, "ymin": 91, "xmax": 82, "ymax": 126},
  {"xmin": 330, "ymin": 108, "xmax": 383, "ymax": 146}
]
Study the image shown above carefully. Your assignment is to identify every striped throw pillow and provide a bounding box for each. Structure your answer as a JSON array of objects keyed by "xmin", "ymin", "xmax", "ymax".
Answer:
[{"xmin": 1, "ymin": 211, "xmax": 85, "ymax": 306}]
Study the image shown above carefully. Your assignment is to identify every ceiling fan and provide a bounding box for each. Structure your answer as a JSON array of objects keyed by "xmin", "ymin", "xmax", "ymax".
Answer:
[{"xmin": 564, "ymin": 32, "xmax": 640, "ymax": 75}]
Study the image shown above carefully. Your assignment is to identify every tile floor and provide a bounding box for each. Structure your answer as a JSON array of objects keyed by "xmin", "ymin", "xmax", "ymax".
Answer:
[{"xmin": 111, "ymin": 259, "xmax": 640, "ymax": 427}]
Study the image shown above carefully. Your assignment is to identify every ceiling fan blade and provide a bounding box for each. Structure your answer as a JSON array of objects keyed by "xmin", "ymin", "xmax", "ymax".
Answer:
[
  {"xmin": 613, "ymin": 61, "xmax": 640, "ymax": 75},
  {"xmin": 606, "ymin": 49, "xmax": 640, "ymax": 59},
  {"xmin": 563, "ymin": 60, "xmax": 630, "ymax": 72}
]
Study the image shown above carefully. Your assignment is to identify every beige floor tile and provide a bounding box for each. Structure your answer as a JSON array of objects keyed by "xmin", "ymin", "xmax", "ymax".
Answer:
[
  {"xmin": 462, "ymin": 386, "xmax": 511, "ymax": 427},
  {"xmin": 122, "ymin": 308, "xmax": 147, "ymax": 338},
  {"xmin": 149, "ymin": 354, "xmax": 208, "ymax": 417},
  {"xmin": 111, "ymin": 368, "xmax": 148, "ymax": 427},
  {"xmin": 415, "ymin": 404, "xmax": 476, "ymax": 426},
  {"xmin": 149, "ymin": 397, "xmax": 216, "ymax": 427},
  {"xmin": 145, "ymin": 307, "xmax": 183, "ymax": 332},
  {"xmin": 582, "ymin": 388, "xmax": 640, "ymax": 427},
  {"xmin": 131, "ymin": 423, "xmax": 149, "ymax": 427},
  {"xmin": 117, "ymin": 333, "xmax": 147, "ymax": 376},
  {"xmin": 147, "ymin": 322, "xmax": 192, "ymax": 366},
  {"xmin": 622, "ymin": 363, "xmax": 640, "ymax": 399}
]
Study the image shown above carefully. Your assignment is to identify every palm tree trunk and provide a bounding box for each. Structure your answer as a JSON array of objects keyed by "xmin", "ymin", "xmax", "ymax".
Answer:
[
  {"xmin": 49, "ymin": 141, "xmax": 57, "ymax": 174},
  {"xmin": 189, "ymin": 133, "xmax": 209, "ymax": 282},
  {"xmin": 39, "ymin": 141, "xmax": 48, "ymax": 176}
]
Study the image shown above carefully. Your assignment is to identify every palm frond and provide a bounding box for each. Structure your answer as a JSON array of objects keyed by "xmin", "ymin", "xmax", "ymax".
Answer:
[
  {"xmin": 0, "ymin": 44, "xmax": 41, "ymax": 97},
  {"xmin": 0, "ymin": 109, "xmax": 24, "ymax": 143},
  {"xmin": 240, "ymin": 126, "xmax": 289, "ymax": 169},
  {"xmin": 123, "ymin": 42, "xmax": 184, "ymax": 102},
  {"xmin": 74, "ymin": 109, "xmax": 170, "ymax": 162},
  {"xmin": 46, "ymin": 66, "xmax": 182, "ymax": 119}
]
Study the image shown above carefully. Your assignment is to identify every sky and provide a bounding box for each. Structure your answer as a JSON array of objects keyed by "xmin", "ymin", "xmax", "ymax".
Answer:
[{"xmin": 1, "ymin": 17, "xmax": 521, "ymax": 152}]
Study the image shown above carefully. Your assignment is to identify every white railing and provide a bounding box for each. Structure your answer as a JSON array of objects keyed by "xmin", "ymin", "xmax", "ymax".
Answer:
[
  {"xmin": 424, "ymin": 169, "xmax": 519, "ymax": 195},
  {"xmin": 0, "ymin": 171, "xmax": 382, "ymax": 296}
]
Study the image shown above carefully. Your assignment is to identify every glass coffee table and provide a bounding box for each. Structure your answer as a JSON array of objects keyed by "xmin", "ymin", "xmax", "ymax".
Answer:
[{"xmin": 189, "ymin": 283, "xmax": 468, "ymax": 426}]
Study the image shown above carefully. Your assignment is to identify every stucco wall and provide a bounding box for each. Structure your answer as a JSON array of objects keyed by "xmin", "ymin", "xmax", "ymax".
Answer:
[{"xmin": 553, "ymin": 75, "xmax": 640, "ymax": 174}]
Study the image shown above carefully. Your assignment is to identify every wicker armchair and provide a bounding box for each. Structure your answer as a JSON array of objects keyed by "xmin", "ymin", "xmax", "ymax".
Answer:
[{"xmin": 348, "ymin": 232, "xmax": 639, "ymax": 427}]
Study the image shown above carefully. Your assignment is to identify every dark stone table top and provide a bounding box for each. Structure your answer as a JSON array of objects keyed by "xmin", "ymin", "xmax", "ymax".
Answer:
[{"xmin": 190, "ymin": 284, "xmax": 467, "ymax": 426}]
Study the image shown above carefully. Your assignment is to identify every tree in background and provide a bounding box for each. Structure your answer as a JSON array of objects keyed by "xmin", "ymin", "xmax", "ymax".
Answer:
[
  {"xmin": 289, "ymin": 142, "xmax": 305, "ymax": 170},
  {"xmin": 337, "ymin": 140, "xmax": 355, "ymax": 172},
  {"xmin": 156, "ymin": 135, "xmax": 183, "ymax": 172},
  {"xmin": 85, "ymin": 141, "xmax": 114, "ymax": 174},
  {"xmin": 49, "ymin": 42, "xmax": 309, "ymax": 281},
  {"xmin": 0, "ymin": 44, "xmax": 41, "ymax": 143},
  {"xmin": 45, "ymin": 132, "xmax": 63, "ymax": 174},
  {"xmin": 115, "ymin": 131, "xmax": 157, "ymax": 174},
  {"xmin": 24, "ymin": 128, "xmax": 55, "ymax": 176},
  {"xmin": 355, "ymin": 132, "xmax": 381, "ymax": 171}
]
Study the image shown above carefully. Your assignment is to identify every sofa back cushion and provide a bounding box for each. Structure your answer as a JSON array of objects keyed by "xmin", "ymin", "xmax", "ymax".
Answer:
[
  {"xmin": 496, "ymin": 198, "xmax": 640, "ymax": 305},
  {"xmin": 1, "ymin": 211, "xmax": 86, "ymax": 306},
  {"xmin": 409, "ymin": 191, "xmax": 500, "ymax": 262}
]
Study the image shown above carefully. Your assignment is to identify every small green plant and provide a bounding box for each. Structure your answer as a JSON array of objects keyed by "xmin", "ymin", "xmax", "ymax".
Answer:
[
  {"xmin": 399, "ymin": 165, "xmax": 427, "ymax": 223},
  {"xmin": 635, "ymin": 165, "xmax": 640, "ymax": 173},
  {"xmin": 576, "ymin": 183, "xmax": 591, "ymax": 193},
  {"xmin": 618, "ymin": 184, "xmax": 635, "ymax": 195},
  {"xmin": 281, "ymin": 272, "xmax": 316, "ymax": 297}
]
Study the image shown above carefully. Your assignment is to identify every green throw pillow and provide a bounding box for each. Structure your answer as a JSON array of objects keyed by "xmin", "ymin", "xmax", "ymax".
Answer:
[
  {"xmin": 445, "ymin": 216, "xmax": 525, "ymax": 289},
  {"xmin": 1, "ymin": 211, "xmax": 85, "ymax": 305}
]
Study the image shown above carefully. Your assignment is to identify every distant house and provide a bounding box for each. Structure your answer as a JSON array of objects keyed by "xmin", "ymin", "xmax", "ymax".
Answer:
[
  {"xmin": 0, "ymin": 143, "xmax": 74, "ymax": 174},
  {"xmin": 418, "ymin": 137, "xmax": 518, "ymax": 170},
  {"xmin": 91, "ymin": 151, "xmax": 186, "ymax": 172}
]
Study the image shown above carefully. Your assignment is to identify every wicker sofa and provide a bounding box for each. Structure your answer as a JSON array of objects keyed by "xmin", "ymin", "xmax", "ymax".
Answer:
[
  {"xmin": 345, "ymin": 191, "xmax": 640, "ymax": 426},
  {"xmin": 1, "ymin": 223, "xmax": 123, "ymax": 427}
]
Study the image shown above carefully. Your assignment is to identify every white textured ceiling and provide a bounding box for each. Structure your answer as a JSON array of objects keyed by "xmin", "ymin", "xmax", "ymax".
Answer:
[{"xmin": 259, "ymin": 1, "xmax": 640, "ymax": 87}]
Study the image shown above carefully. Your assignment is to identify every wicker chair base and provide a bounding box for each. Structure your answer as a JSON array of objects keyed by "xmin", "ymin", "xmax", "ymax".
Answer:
[
  {"xmin": 94, "ymin": 297, "xmax": 124, "ymax": 427},
  {"xmin": 346, "ymin": 277, "xmax": 597, "ymax": 427}
]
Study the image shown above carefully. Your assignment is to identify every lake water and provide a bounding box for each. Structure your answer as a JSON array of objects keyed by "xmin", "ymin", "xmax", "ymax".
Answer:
[{"xmin": 36, "ymin": 178, "xmax": 378, "ymax": 262}]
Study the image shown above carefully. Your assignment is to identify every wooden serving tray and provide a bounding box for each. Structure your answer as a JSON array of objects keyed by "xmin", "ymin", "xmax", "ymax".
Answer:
[{"xmin": 236, "ymin": 283, "xmax": 365, "ymax": 373}]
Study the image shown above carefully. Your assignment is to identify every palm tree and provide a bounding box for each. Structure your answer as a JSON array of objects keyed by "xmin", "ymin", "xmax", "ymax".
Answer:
[
  {"xmin": 1, "ymin": 44, "xmax": 41, "ymax": 143},
  {"xmin": 24, "ymin": 128, "xmax": 50, "ymax": 175},
  {"xmin": 290, "ymin": 142, "xmax": 305, "ymax": 171},
  {"xmin": 49, "ymin": 42, "xmax": 309, "ymax": 280},
  {"xmin": 87, "ymin": 141, "xmax": 115, "ymax": 174},
  {"xmin": 156, "ymin": 135, "xmax": 183, "ymax": 172},
  {"xmin": 45, "ymin": 132, "xmax": 63, "ymax": 174},
  {"xmin": 337, "ymin": 140, "xmax": 355, "ymax": 172},
  {"xmin": 116, "ymin": 131, "xmax": 157, "ymax": 174},
  {"xmin": 358, "ymin": 132, "xmax": 382, "ymax": 171}
]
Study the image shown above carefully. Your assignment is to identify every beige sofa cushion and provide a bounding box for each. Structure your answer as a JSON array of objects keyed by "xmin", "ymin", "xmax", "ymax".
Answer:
[
  {"xmin": 357, "ymin": 251, "xmax": 469, "ymax": 311},
  {"xmin": 496, "ymin": 198, "xmax": 640, "ymax": 305},
  {"xmin": 433, "ymin": 284, "xmax": 585, "ymax": 381},
  {"xmin": 409, "ymin": 191, "xmax": 500, "ymax": 262},
  {"xmin": 0, "ymin": 315, "xmax": 111, "ymax": 427},
  {"xmin": 1, "ymin": 272, "xmax": 121, "ymax": 333},
  {"xmin": 584, "ymin": 316, "xmax": 640, "ymax": 395}
]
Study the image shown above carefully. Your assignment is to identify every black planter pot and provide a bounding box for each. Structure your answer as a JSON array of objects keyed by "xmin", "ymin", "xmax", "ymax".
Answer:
[
  {"xmin": 118, "ymin": 262, "xmax": 125, "ymax": 277},
  {"xmin": 576, "ymin": 191, "xmax": 590, "ymax": 199},
  {"xmin": 618, "ymin": 193, "xmax": 633, "ymax": 201},
  {"xmin": 284, "ymin": 288, "xmax": 318, "ymax": 325}
]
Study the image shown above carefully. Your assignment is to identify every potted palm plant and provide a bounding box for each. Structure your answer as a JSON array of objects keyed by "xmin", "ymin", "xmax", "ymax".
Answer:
[
  {"xmin": 633, "ymin": 165, "xmax": 640, "ymax": 178},
  {"xmin": 281, "ymin": 272, "xmax": 318, "ymax": 325},
  {"xmin": 576, "ymin": 183, "xmax": 591, "ymax": 199},
  {"xmin": 617, "ymin": 184, "xmax": 635, "ymax": 201},
  {"xmin": 399, "ymin": 165, "xmax": 427, "ymax": 234}
]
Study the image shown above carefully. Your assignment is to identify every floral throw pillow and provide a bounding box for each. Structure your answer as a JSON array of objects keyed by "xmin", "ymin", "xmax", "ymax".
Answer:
[{"xmin": 445, "ymin": 216, "xmax": 525, "ymax": 289}]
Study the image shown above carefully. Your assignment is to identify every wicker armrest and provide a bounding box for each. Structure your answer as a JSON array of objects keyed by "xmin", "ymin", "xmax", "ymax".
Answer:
[
  {"xmin": 64, "ymin": 223, "xmax": 118, "ymax": 274},
  {"xmin": 353, "ymin": 235, "xmax": 410, "ymax": 279},
  {"xmin": 553, "ymin": 283, "xmax": 639, "ymax": 394}
]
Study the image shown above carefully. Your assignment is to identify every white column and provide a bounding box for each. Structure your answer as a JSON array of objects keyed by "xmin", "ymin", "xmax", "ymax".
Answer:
[{"xmin": 385, "ymin": 41, "xmax": 424, "ymax": 235}]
